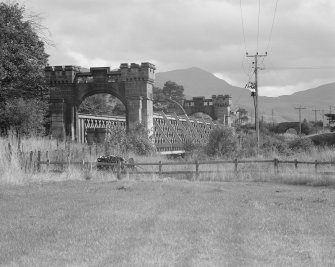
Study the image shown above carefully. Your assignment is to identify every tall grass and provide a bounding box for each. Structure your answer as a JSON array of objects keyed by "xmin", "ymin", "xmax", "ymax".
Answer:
[{"xmin": 1, "ymin": 135, "xmax": 334, "ymax": 186}]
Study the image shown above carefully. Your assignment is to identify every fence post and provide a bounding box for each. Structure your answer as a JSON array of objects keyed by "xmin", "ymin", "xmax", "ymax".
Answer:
[
  {"xmin": 294, "ymin": 159, "xmax": 298, "ymax": 169},
  {"xmin": 234, "ymin": 158, "xmax": 238, "ymax": 173},
  {"xmin": 61, "ymin": 149, "xmax": 64, "ymax": 171},
  {"xmin": 274, "ymin": 158, "xmax": 279, "ymax": 175},
  {"xmin": 158, "ymin": 161, "xmax": 162, "ymax": 177},
  {"xmin": 315, "ymin": 160, "xmax": 318, "ymax": 173},
  {"xmin": 29, "ymin": 151, "xmax": 33, "ymax": 171},
  {"xmin": 195, "ymin": 160, "xmax": 199, "ymax": 180},
  {"xmin": 37, "ymin": 151, "xmax": 41, "ymax": 172},
  {"xmin": 7, "ymin": 143, "xmax": 12, "ymax": 162},
  {"xmin": 117, "ymin": 161, "xmax": 122, "ymax": 180},
  {"xmin": 46, "ymin": 151, "xmax": 50, "ymax": 171}
]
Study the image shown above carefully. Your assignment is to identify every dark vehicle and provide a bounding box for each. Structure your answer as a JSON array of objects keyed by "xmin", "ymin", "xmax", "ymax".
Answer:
[
  {"xmin": 97, "ymin": 155, "xmax": 125, "ymax": 171},
  {"xmin": 97, "ymin": 156, "xmax": 136, "ymax": 172}
]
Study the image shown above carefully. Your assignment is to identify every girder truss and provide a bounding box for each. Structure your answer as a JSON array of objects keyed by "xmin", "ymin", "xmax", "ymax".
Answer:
[{"xmin": 77, "ymin": 112, "xmax": 216, "ymax": 151}]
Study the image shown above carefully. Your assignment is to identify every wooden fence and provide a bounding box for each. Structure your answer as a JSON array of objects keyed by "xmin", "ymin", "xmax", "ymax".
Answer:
[
  {"xmin": 4, "ymin": 144, "xmax": 335, "ymax": 178},
  {"xmin": 31, "ymin": 155, "xmax": 335, "ymax": 178}
]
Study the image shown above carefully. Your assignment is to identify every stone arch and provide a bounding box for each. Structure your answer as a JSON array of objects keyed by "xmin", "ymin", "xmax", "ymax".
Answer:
[
  {"xmin": 285, "ymin": 128, "xmax": 298, "ymax": 135},
  {"xmin": 77, "ymin": 89, "xmax": 127, "ymax": 109},
  {"xmin": 276, "ymin": 122, "xmax": 300, "ymax": 134},
  {"xmin": 46, "ymin": 63, "xmax": 156, "ymax": 140},
  {"xmin": 189, "ymin": 111, "xmax": 215, "ymax": 120}
]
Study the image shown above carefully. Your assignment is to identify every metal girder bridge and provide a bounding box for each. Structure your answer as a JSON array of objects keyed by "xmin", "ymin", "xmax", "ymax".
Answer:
[{"xmin": 77, "ymin": 112, "xmax": 216, "ymax": 153}]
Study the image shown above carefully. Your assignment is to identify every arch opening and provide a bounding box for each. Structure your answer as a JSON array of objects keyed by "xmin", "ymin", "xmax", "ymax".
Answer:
[
  {"xmin": 77, "ymin": 93, "xmax": 127, "ymax": 144},
  {"xmin": 190, "ymin": 112, "xmax": 214, "ymax": 121}
]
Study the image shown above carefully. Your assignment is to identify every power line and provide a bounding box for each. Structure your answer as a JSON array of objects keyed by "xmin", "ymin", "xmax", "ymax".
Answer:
[
  {"xmin": 265, "ymin": 66, "xmax": 335, "ymax": 70},
  {"xmin": 265, "ymin": 0, "xmax": 279, "ymax": 52},
  {"xmin": 239, "ymin": 0, "xmax": 248, "ymax": 52},
  {"xmin": 257, "ymin": 0, "xmax": 261, "ymax": 52}
]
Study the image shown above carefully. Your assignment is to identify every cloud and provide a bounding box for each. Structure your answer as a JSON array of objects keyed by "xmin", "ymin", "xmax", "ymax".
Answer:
[{"xmin": 19, "ymin": 0, "xmax": 335, "ymax": 96}]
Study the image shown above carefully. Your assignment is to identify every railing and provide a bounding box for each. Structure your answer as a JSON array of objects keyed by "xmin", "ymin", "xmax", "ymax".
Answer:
[{"xmin": 37, "ymin": 157, "xmax": 335, "ymax": 178}]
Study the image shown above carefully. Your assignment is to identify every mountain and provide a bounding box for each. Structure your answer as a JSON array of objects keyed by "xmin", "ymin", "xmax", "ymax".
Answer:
[{"xmin": 155, "ymin": 67, "xmax": 335, "ymax": 122}]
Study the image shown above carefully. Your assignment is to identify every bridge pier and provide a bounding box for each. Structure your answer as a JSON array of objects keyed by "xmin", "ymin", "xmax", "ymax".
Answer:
[
  {"xmin": 46, "ymin": 62, "xmax": 156, "ymax": 141},
  {"xmin": 49, "ymin": 99, "xmax": 66, "ymax": 140}
]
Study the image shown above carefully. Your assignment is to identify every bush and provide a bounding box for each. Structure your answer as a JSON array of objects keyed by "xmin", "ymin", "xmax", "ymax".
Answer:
[
  {"xmin": 260, "ymin": 134, "xmax": 292, "ymax": 156},
  {"xmin": 238, "ymin": 132, "xmax": 258, "ymax": 158},
  {"xmin": 105, "ymin": 123, "xmax": 155, "ymax": 156},
  {"xmin": 288, "ymin": 137, "xmax": 314, "ymax": 152},
  {"xmin": 127, "ymin": 124, "xmax": 156, "ymax": 155},
  {"xmin": 0, "ymin": 98, "xmax": 48, "ymax": 137},
  {"xmin": 206, "ymin": 126, "xmax": 238, "ymax": 158}
]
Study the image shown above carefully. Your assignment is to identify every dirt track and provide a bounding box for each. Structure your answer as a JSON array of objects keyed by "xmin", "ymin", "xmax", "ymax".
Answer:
[{"xmin": 1, "ymin": 179, "xmax": 335, "ymax": 266}]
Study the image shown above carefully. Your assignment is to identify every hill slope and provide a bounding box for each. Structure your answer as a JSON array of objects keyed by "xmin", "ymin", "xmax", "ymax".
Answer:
[{"xmin": 155, "ymin": 68, "xmax": 335, "ymax": 122}]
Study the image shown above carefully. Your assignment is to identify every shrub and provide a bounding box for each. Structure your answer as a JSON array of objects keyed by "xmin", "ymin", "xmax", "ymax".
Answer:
[
  {"xmin": 105, "ymin": 123, "xmax": 155, "ymax": 156},
  {"xmin": 260, "ymin": 134, "xmax": 292, "ymax": 156},
  {"xmin": 0, "ymin": 98, "xmax": 48, "ymax": 137},
  {"xmin": 127, "ymin": 124, "xmax": 156, "ymax": 155},
  {"xmin": 288, "ymin": 137, "xmax": 314, "ymax": 152},
  {"xmin": 206, "ymin": 126, "xmax": 238, "ymax": 158},
  {"xmin": 238, "ymin": 132, "xmax": 258, "ymax": 158}
]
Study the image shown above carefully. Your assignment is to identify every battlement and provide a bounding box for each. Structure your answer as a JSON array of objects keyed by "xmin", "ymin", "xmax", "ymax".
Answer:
[
  {"xmin": 120, "ymin": 62, "xmax": 155, "ymax": 83},
  {"xmin": 45, "ymin": 65, "xmax": 86, "ymax": 85},
  {"xmin": 45, "ymin": 62, "xmax": 156, "ymax": 85},
  {"xmin": 212, "ymin": 94, "xmax": 232, "ymax": 106}
]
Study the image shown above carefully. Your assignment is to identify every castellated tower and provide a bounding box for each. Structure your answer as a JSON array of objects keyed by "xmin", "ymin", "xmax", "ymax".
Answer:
[
  {"xmin": 45, "ymin": 62, "xmax": 155, "ymax": 140},
  {"xmin": 212, "ymin": 94, "xmax": 232, "ymax": 126},
  {"xmin": 120, "ymin": 62, "xmax": 155, "ymax": 132}
]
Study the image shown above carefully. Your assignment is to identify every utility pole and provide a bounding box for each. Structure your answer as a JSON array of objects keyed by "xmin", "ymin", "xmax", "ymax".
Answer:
[
  {"xmin": 321, "ymin": 110, "xmax": 325, "ymax": 131},
  {"xmin": 312, "ymin": 108, "xmax": 319, "ymax": 125},
  {"xmin": 295, "ymin": 105, "xmax": 306, "ymax": 135},
  {"xmin": 246, "ymin": 52, "xmax": 267, "ymax": 150}
]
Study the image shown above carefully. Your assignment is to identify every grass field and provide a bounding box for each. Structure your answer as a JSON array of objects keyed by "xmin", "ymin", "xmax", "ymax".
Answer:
[{"xmin": 1, "ymin": 179, "xmax": 335, "ymax": 266}]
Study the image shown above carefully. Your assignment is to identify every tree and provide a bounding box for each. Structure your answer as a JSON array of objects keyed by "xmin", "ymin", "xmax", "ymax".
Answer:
[
  {"xmin": 162, "ymin": 81, "xmax": 184, "ymax": 103},
  {"xmin": 236, "ymin": 108, "xmax": 248, "ymax": 124},
  {"xmin": 0, "ymin": 3, "xmax": 50, "ymax": 135},
  {"xmin": 0, "ymin": 98, "xmax": 48, "ymax": 136},
  {"xmin": 206, "ymin": 126, "xmax": 238, "ymax": 158},
  {"xmin": 153, "ymin": 81, "xmax": 185, "ymax": 114},
  {"xmin": 78, "ymin": 94, "xmax": 126, "ymax": 116},
  {"xmin": 0, "ymin": 2, "xmax": 49, "ymax": 101}
]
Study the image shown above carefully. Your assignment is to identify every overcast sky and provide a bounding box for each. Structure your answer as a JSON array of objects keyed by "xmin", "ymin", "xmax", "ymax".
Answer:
[{"xmin": 20, "ymin": 0, "xmax": 335, "ymax": 96}]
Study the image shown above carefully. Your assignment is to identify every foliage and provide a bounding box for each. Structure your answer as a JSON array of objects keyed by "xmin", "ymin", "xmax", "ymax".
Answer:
[
  {"xmin": 78, "ymin": 94, "xmax": 126, "ymax": 116},
  {"xmin": 153, "ymin": 81, "xmax": 185, "ymax": 114},
  {"xmin": 260, "ymin": 133, "xmax": 291, "ymax": 156},
  {"xmin": 301, "ymin": 119, "xmax": 312, "ymax": 135},
  {"xmin": 288, "ymin": 137, "xmax": 314, "ymax": 152},
  {"xmin": 105, "ymin": 123, "xmax": 155, "ymax": 155},
  {"xmin": 0, "ymin": 2, "xmax": 50, "ymax": 135},
  {"xmin": 206, "ymin": 126, "xmax": 238, "ymax": 158},
  {"xmin": 236, "ymin": 108, "xmax": 249, "ymax": 124},
  {"xmin": 0, "ymin": 2, "xmax": 49, "ymax": 101},
  {"xmin": 127, "ymin": 124, "xmax": 156, "ymax": 155},
  {"xmin": 183, "ymin": 138, "xmax": 199, "ymax": 153},
  {"xmin": 237, "ymin": 133, "xmax": 258, "ymax": 158},
  {"xmin": 0, "ymin": 98, "xmax": 48, "ymax": 136},
  {"xmin": 162, "ymin": 81, "xmax": 184, "ymax": 103}
]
